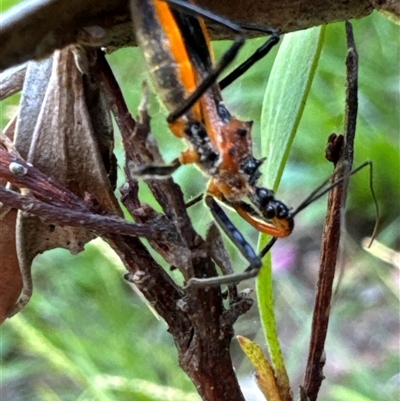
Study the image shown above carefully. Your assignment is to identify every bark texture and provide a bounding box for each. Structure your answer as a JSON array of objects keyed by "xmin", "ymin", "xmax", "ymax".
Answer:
[{"xmin": 0, "ymin": 0, "xmax": 374, "ymax": 72}]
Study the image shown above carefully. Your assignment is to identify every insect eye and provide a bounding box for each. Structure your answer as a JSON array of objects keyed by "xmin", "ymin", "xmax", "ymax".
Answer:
[
  {"xmin": 255, "ymin": 187, "xmax": 274, "ymax": 207},
  {"xmin": 275, "ymin": 201, "xmax": 290, "ymax": 218},
  {"xmin": 264, "ymin": 204, "xmax": 276, "ymax": 219}
]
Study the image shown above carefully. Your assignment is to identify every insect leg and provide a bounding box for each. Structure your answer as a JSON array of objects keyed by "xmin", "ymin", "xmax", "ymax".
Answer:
[
  {"xmin": 167, "ymin": 36, "xmax": 245, "ymax": 122},
  {"xmin": 130, "ymin": 158, "xmax": 181, "ymax": 178},
  {"xmin": 186, "ymin": 196, "xmax": 278, "ymax": 287},
  {"xmin": 219, "ymin": 34, "xmax": 280, "ymax": 90},
  {"xmin": 159, "ymin": 1, "xmax": 280, "ymax": 122},
  {"xmin": 185, "ymin": 193, "xmax": 203, "ymax": 208}
]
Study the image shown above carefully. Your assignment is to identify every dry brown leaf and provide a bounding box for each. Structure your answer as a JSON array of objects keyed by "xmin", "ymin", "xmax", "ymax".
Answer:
[
  {"xmin": 6, "ymin": 45, "xmax": 120, "ymax": 317},
  {"xmin": 0, "ymin": 209, "xmax": 21, "ymax": 323}
]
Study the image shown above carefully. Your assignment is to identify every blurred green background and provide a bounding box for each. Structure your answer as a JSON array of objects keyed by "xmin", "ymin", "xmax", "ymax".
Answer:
[{"xmin": 1, "ymin": 1, "xmax": 399, "ymax": 400}]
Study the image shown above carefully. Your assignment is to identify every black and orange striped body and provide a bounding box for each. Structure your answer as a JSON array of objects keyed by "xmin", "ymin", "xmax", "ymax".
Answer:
[{"xmin": 131, "ymin": 0, "xmax": 293, "ymax": 238}]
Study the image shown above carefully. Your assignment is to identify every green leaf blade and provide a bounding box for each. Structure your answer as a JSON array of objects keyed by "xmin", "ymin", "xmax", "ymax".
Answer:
[
  {"xmin": 261, "ymin": 26, "xmax": 325, "ymax": 190},
  {"xmin": 256, "ymin": 26, "xmax": 325, "ymax": 401}
]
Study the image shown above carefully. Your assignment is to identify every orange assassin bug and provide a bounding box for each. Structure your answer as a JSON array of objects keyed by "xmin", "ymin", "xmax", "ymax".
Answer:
[{"xmin": 130, "ymin": 0, "xmax": 364, "ymax": 286}]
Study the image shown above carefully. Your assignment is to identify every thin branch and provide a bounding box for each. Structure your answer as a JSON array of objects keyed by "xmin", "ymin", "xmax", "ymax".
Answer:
[
  {"xmin": 0, "ymin": 147, "xmax": 176, "ymax": 241},
  {"xmin": 302, "ymin": 21, "xmax": 359, "ymax": 401},
  {"xmin": 107, "ymin": 234, "xmax": 189, "ymax": 333},
  {"xmin": 0, "ymin": 186, "xmax": 176, "ymax": 241}
]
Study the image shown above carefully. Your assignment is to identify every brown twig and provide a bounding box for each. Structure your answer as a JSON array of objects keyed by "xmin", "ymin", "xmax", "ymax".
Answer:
[
  {"xmin": 0, "ymin": 0, "xmax": 374, "ymax": 72},
  {"xmin": 0, "ymin": 148, "xmax": 176, "ymax": 241},
  {"xmin": 302, "ymin": 21, "xmax": 358, "ymax": 401},
  {"xmin": 0, "ymin": 46, "xmax": 252, "ymax": 400},
  {"xmin": 0, "ymin": 186, "xmax": 176, "ymax": 241},
  {"xmin": 94, "ymin": 51, "xmax": 251, "ymax": 401}
]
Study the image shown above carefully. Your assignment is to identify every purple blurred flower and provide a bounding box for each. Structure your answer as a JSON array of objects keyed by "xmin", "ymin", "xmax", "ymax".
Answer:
[{"xmin": 272, "ymin": 241, "xmax": 297, "ymax": 274}]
